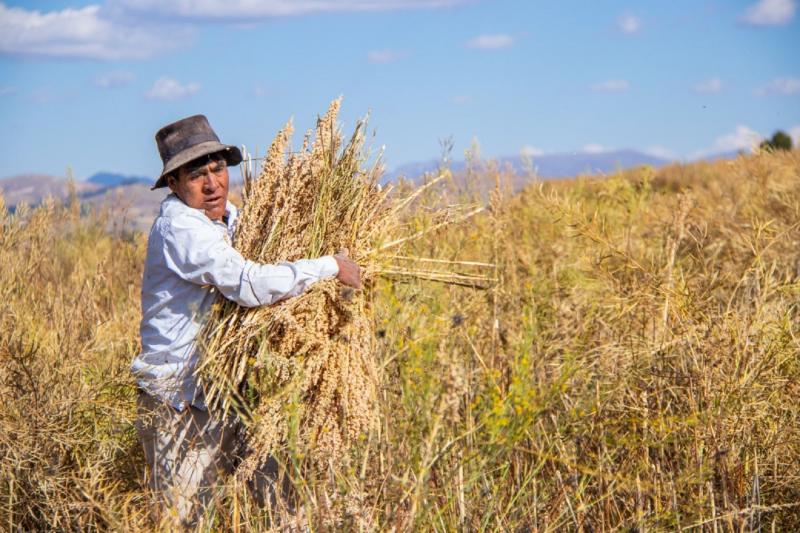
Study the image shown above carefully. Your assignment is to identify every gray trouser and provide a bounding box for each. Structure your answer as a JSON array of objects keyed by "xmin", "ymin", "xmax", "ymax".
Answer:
[
  {"xmin": 135, "ymin": 391, "xmax": 240, "ymax": 526},
  {"xmin": 135, "ymin": 392, "xmax": 287, "ymax": 528}
]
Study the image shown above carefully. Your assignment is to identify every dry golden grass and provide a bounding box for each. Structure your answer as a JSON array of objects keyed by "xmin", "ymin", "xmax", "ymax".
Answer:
[
  {"xmin": 199, "ymin": 99, "xmax": 387, "ymax": 487},
  {"xmin": 198, "ymin": 100, "xmax": 490, "ymax": 527},
  {"xmin": 1, "ymin": 142, "xmax": 799, "ymax": 530},
  {"xmin": 0, "ymin": 195, "xmax": 148, "ymax": 530}
]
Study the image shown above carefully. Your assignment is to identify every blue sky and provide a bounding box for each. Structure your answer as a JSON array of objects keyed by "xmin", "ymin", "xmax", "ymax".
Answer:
[{"xmin": 0, "ymin": 0, "xmax": 798, "ymax": 181}]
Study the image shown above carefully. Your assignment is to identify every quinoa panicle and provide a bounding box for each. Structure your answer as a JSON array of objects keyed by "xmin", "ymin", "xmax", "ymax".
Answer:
[
  {"xmin": 197, "ymin": 99, "xmax": 490, "ymax": 479},
  {"xmin": 197, "ymin": 98, "xmax": 386, "ymax": 474}
]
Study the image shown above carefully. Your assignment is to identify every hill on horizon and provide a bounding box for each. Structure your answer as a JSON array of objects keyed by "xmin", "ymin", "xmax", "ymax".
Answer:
[
  {"xmin": 386, "ymin": 148, "xmax": 743, "ymax": 183},
  {"xmin": 0, "ymin": 148, "xmax": 743, "ymax": 229},
  {"xmin": 87, "ymin": 172, "xmax": 151, "ymax": 188},
  {"xmin": 0, "ymin": 173, "xmax": 164, "ymax": 232}
]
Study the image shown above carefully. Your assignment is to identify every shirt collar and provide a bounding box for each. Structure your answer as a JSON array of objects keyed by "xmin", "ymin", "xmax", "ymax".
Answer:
[{"xmin": 161, "ymin": 193, "xmax": 238, "ymax": 230}]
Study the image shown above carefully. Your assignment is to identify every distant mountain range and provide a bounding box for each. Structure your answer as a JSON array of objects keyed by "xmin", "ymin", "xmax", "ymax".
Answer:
[
  {"xmin": 387, "ymin": 149, "xmax": 739, "ymax": 182},
  {"xmin": 0, "ymin": 149, "xmax": 742, "ymax": 231},
  {"xmin": 0, "ymin": 172, "xmax": 163, "ymax": 231},
  {"xmin": 0, "ymin": 172, "xmax": 151, "ymax": 204},
  {"xmin": 87, "ymin": 171, "xmax": 151, "ymax": 188}
]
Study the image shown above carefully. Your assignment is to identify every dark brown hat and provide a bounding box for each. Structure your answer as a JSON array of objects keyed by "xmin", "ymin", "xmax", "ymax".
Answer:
[{"xmin": 152, "ymin": 114, "xmax": 243, "ymax": 190}]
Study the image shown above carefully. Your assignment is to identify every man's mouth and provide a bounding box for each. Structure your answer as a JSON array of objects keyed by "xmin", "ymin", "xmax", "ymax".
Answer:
[{"xmin": 205, "ymin": 195, "xmax": 223, "ymax": 205}]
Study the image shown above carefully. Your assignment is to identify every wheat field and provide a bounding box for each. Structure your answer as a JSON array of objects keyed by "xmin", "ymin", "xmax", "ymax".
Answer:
[{"xmin": 1, "ymin": 149, "xmax": 799, "ymax": 531}]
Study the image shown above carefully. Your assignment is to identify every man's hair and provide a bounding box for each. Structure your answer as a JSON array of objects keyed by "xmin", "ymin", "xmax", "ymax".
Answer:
[
  {"xmin": 183, "ymin": 151, "xmax": 227, "ymax": 174},
  {"xmin": 167, "ymin": 151, "xmax": 228, "ymax": 184}
]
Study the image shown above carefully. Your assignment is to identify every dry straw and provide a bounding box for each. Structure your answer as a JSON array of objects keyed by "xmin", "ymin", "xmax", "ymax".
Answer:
[{"xmin": 197, "ymin": 98, "xmax": 492, "ymax": 478}]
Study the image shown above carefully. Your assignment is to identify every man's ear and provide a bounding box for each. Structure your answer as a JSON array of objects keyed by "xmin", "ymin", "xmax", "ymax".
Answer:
[{"xmin": 166, "ymin": 173, "xmax": 179, "ymax": 193}]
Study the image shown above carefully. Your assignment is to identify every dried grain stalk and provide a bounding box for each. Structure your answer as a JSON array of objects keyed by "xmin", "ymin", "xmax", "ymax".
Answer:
[
  {"xmin": 197, "ymin": 99, "xmax": 492, "ymax": 482},
  {"xmin": 197, "ymin": 98, "xmax": 389, "ymax": 475}
]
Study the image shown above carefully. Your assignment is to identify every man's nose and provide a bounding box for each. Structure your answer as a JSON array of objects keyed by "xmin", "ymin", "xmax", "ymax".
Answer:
[{"xmin": 203, "ymin": 171, "xmax": 219, "ymax": 192}]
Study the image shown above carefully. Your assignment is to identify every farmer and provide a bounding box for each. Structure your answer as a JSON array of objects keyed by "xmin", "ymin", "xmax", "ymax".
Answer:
[{"xmin": 131, "ymin": 114, "xmax": 361, "ymax": 527}]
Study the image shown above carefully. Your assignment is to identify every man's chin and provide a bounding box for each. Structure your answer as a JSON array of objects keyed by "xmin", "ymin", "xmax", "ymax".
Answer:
[{"xmin": 204, "ymin": 206, "xmax": 226, "ymax": 221}]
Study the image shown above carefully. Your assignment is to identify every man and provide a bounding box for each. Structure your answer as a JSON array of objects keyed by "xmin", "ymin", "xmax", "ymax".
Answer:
[{"xmin": 132, "ymin": 115, "xmax": 361, "ymax": 526}]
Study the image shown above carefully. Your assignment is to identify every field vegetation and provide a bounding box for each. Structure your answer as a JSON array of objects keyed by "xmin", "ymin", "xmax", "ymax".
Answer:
[{"xmin": 1, "ymin": 148, "xmax": 799, "ymax": 531}]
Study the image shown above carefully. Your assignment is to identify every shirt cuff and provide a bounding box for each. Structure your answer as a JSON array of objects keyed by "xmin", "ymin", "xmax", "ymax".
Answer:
[{"xmin": 319, "ymin": 255, "xmax": 339, "ymax": 279}]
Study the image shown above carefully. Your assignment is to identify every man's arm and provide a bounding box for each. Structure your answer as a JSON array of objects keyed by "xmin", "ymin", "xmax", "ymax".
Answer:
[{"xmin": 161, "ymin": 213, "xmax": 359, "ymax": 307}]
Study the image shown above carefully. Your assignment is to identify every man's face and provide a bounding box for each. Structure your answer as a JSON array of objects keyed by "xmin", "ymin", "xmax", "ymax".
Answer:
[{"xmin": 168, "ymin": 154, "xmax": 230, "ymax": 221}]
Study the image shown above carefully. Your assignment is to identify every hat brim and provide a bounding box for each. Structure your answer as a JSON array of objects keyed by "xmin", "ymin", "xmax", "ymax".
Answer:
[{"xmin": 151, "ymin": 141, "xmax": 243, "ymax": 190}]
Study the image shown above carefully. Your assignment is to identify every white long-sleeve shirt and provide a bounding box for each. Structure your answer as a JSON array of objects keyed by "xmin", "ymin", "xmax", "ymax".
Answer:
[{"xmin": 132, "ymin": 193, "xmax": 339, "ymax": 411}]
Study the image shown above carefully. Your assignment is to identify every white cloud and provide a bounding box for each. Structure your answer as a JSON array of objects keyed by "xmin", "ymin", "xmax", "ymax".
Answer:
[
  {"xmin": 583, "ymin": 144, "xmax": 607, "ymax": 154},
  {"xmin": 93, "ymin": 70, "xmax": 135, "ymax": 88},
  {"xmin": 617, "ymin": 12, "xmax": 642, "ymax": 34},
  {"xmin": 0, "ymin": 1, "xmax": 470, "ymax": 61},
  {"xmin": 367, "ymin": 49, "xmax": 407, "ymax": 64},
  {"xmin": 643, "ymin": 146, "xmax": 676, "ymax": 160},
  {"xmin": 692, "ymin": 126, "xmax": 766, "ymax": 158},
  {"xmin": 757, "ymin": 77, "xmax": 800, "ymax": 95},
  {"xmin": 145, "ymin": 77, "xmax": 200, "ymax": 100},
  {"xmin": 120, "ymin": 0, "xmax": 471, "ymax": 19},
  {"xmin": 741, "ymin": 0, "xmax": 796, "ymax": 26},
  {"xmin": 694, "ymin": 78, "xmax": 724, "ymax": 94},
  {"xmin": 29, "ymin": 88, "xmax": 60, "ymax": 105},
  {"xmin": 0, "ymin": 3, "xmax": 183, "ymax": 60},
  {"xmin": 0, "ymin": 86, "xmax": 16, "ymax": 96},
  {"xmin": 465, "ymin": 34, "xmax": 514, "ymax": 50},
  {"xmin": 590, "ymin": 79, "xmax": 630, "ymax": 92},
  {"xmin": 711, "ymin": 125, "xmax": 762, "ymax": 153},
  {"xmin": 252, "ymin": 84, "xmax": 269, "ymax": 98},
  {"xmin": 520, "ymin": 145, "xmax": 545, "ymax": 157},
  {"xmin": 790, "ymin": 125, "xmax": 800, "ymax": 147}
]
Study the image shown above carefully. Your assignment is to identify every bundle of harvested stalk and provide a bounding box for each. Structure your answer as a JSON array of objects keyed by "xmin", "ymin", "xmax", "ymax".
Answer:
[{"xmin": 197, "ymin": 98, "xmax": 493, "ymax": 480}]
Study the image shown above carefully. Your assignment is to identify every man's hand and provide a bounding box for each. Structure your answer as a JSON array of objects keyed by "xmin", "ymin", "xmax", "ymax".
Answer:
[{"xmin": 334, "ymin": 250, "xmax": 362, "ymax": 289}]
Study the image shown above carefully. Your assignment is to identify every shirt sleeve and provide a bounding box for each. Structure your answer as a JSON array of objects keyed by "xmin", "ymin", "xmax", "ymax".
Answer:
[{"xmin": 161, "ymin": 212, "xmax": 339, "ymax": 308}]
